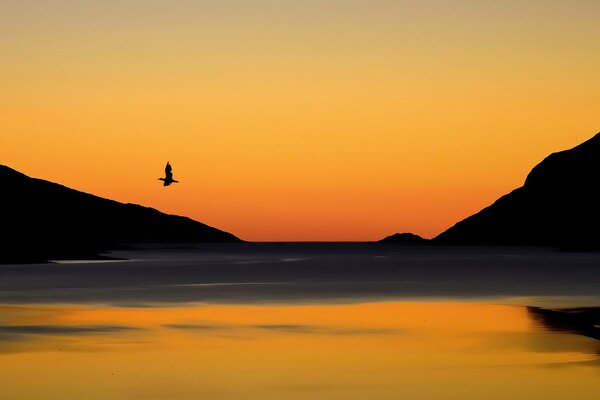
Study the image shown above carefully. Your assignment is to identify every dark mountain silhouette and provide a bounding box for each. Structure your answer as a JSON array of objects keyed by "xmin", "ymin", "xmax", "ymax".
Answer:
[
  {"xmin": 379, "ymin": 232, "xmax": 429, "ymax": 245},
  {"xmin": 434, "ymin": 133, "xmax": 600, "ymax": 249},
  {"xmin": 1, "ymin": 165, "xmax": 241, "ymax": 263}
]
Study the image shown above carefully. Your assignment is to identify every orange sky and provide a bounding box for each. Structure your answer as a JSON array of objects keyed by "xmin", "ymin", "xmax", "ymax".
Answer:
[{"xmin": 1, "ymin": 1, "xmax": 599, "ymax": 241}]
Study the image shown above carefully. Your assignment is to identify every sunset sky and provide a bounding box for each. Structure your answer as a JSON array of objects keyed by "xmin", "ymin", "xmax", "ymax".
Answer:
[{"xmin": 2, "ymin": 1, "xmax": 599, "ymax": 241}]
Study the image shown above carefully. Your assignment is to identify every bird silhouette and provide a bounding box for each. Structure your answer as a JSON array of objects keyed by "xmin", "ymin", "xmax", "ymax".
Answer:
[{"xmin": 158, "ymin": 162, "xmax": 179, "ymax": 186}]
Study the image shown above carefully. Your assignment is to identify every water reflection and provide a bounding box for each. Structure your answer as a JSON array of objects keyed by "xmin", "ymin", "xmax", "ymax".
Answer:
[
  {"xmin": 0, "ymin": 301, "xmax": 598, "ymax": 400},
  {"xmin": 529, "ymin": 307, "xmax": 600, "ymax": 345},
  {"xmin": 0, "ymin": 324, "xmax": 139, "ymax": 337},
  {"xmin": 164, "ymin": 323, "xmax": 402, "ymax": 336}
]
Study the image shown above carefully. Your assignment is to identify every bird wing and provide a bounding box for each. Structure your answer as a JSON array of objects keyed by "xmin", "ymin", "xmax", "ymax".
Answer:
[{"xmin": 165, "ymin": 162, "xmax": 174, "ymax": 180}]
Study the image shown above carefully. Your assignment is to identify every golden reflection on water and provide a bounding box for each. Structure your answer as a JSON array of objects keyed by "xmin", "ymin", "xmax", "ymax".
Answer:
[{"xmin": 0, "ymin": 302, "xmax": 598, "ymax": 400}]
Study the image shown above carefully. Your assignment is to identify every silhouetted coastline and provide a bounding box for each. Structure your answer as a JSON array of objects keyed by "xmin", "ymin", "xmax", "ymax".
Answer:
[
  {"xmin": 434, "ymin": 133, "xmax": 600, "ymax": 250},
  {"xmin": 4, "ymin": 133, "xmax": 600, "ymax": 263},
  {"xmin": 1, "ymin": 165, "xmax": 241, "ymax": 263}
]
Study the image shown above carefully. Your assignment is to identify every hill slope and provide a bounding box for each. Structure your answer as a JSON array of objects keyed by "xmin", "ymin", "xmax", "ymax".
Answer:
[
  {"xmin": 1, "ymin": 165, "xmax": 241, "ymax": 262},
  {"xmin": 379, "ymin": 232, "xmax": 429, "ymax": 245},
  {"xmin": 434, "ymin": 133, "xmax": 600, "ymax": 249}
]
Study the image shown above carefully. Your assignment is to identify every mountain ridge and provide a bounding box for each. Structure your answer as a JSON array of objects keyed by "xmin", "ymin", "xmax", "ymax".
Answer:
[
  {"xmin": 433, "ymin": 133, "xmax": 600, "ymax": 249},
  {"xmin": 1, "ymin": 165, "xmax": 241, "ymax": 263}
]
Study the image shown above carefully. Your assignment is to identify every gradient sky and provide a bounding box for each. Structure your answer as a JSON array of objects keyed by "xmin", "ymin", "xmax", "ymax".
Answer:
[{"xmin": 1, "ymin": 1, "xmax": 599, "ymax": 241}]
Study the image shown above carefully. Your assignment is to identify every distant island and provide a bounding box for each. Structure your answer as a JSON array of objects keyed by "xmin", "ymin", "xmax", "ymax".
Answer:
[
  {"xmin": 378, "ymin": 232, "xmax": 429, "ymax": 245},
  {"xmin": 1, "ymin": 165, "xmax": 241, "ymax": 263},
  {"xmin": 433, "ymin": 132, "xmax": 600, "ymax": 249}
]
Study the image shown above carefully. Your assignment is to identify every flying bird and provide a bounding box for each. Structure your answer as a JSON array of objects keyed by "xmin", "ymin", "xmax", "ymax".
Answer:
[{"xmin": 159, "ymin": 162, "xmax": 179, "ymax": 186}]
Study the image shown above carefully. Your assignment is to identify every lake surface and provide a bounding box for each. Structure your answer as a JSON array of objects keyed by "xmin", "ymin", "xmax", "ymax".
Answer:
[{"xmin": 1, "ymin": 244, "xmax": 599, "ymax": 399}]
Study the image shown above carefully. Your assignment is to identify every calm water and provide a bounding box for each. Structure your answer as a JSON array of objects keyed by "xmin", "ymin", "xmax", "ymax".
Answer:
[{"xmin": 1, "ymin": 244, "xmax": 599, "ymax": 399}]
